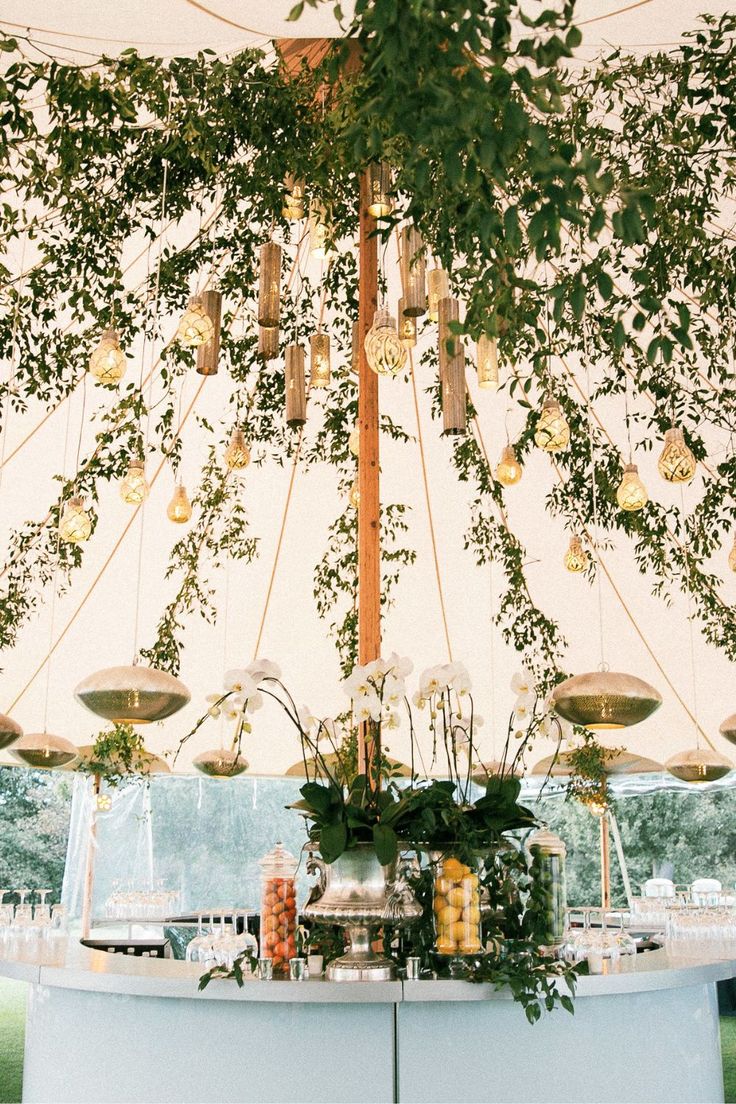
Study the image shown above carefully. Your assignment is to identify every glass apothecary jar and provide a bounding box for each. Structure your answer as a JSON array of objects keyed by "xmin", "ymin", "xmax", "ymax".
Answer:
[
  {"xmin": 432, "ymin": 854, "xmax": 483, "ymax": 962},
  {"xmin": 527, "ymin": 829, "xmax": 567, "ymax": 950},
  {"xmin": 259, "ymin": 842, "xmax": 298, "ymax": 976}
]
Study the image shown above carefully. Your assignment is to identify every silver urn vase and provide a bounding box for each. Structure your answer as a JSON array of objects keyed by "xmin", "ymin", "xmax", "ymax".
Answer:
[{"xmin": 303, "ymin": 843, "xmax": 422, "ymax": 981}]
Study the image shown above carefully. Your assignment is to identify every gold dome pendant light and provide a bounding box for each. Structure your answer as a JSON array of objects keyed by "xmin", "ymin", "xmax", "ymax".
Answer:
[
  {"xmin": 11, "ymin": 732, "xmax": 78, "ymax": 770},
  {"xmin": 193, "ymin": 748, "xmax": 249, "ymax": 778},
  {"xmin": 74, "ymin": 663, "xmax": 191, "ymax": 725},
  {"xmin": 665, "ymin": 747, "xmax": 733, "ymax": 784},
  {"xmin": 0, "ymin": 714, "xmax": 22, "ymax": 751},
  {"xmin": 719, "ymin": 714, "xmax": 736, "ymax": 745}
]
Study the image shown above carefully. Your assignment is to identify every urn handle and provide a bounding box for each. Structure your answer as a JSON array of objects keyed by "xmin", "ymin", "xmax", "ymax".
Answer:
[{"xmin": 305, "ymin": 852, "xmax": 327, "ymax": 905}]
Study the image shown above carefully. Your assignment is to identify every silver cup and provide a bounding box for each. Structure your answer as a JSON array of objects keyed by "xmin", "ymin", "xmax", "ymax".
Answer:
[
  {"xmin": 289, "ymin": 957, "xmax": 308, "ymax": 981},
  {"xmin": 258, "ymin": 958, "xmax": 273, "ymax": 980},
  {"xmin": 405, "ymin": 956, "xmax": 421, "ymax": 980}
]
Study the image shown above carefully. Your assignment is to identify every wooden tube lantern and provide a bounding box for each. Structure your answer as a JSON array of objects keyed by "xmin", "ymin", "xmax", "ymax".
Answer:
[
  {"xmin": 476, "ymin": 334, "xmax": 499, "ymax": 390},
  {"xmin": 439, "ymin": 297, "xmax": 466, "ymax": 436},
  {"xmin": 285, "ymin": 344, "xmax": 307, "ymax": 427},
  {"xmin": 428, "ymin": 267, "xmax": 450, "ymax": 323},
  {"xmin": 310, "ymin": 332, "xmax": 331, "ymax": 388},
  {"xmin": 258, "ymin": 326, "xmax": 280, "ymax": 361},
  {"xmin": 400, "ymin": 226, "xmax": 427, "ymax": 317},
  {"xmin": 366, "ymin": 162, "xmax": 393, "ymax": 218},
  {"xmin": 258, "ymin": 242, "xmax": 282, "ymax": 328},
  {"xmin": 195, "ymin": 290, "xmax": 223, "ymax": 376}
]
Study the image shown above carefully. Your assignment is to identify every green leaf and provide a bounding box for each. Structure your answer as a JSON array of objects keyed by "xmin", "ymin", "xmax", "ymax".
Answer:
[
  {"xmin": 319, "ymin": 821, "xmax": 348, "ymax": 864},
  {"xmin": 373, "ymin": 822, "xmax": 398, "ymax": 865}
]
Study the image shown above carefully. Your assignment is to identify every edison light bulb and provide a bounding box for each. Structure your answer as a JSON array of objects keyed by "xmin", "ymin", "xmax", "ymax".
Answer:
[
  {"xmin": 476, "ymin": 335, "xmax": 499, "ymax": 390},
  {"xmin": 167, "ymin": 481, "xmax": 192, "ymax": 524},
  {"xmin": 364, "ymin": 308, "xmax": 407, "ymax": 376},
  {"xmin": 658, "ymin": 426, "xmax": 696, "ymax": 484},
  {"xmin": 176, "ymin": 296, "xmax": 215, "ymax": 348},
  {"xmin": 120, "ymin": 459, "xmax": 149, "ymax": 505},
  {"xmin": 59, "ymin": 496, "xmax": 92, "ymax": 543},
  {"xmin": 348, "ymin": 425, "xmax": 360, "ymax": 457},
  {"xmin": 348, "ymin": 480, "xmax": 360, "ymax": 509},
  {"xmin": 616, "ymin": 463, "xmax": 648, "ymax": 512},
  {"xmin": 729, "ymin": 535, "xmax": 736, "ymax": 573},
  {"xmin": 564, "ymin": 534, "xmax": 588, "ymax": 573},
  {"xmin": 495, "ymin": 445, "xmax": 522, "ymax": 486},
  {"xmin": 224, "ymin": 428, "xmax": 251, "ymax": 471},
  {"xmin": 535, "ymin": 397, "xmax": 570, "ymax": 452},
  {"xmin": 282, "ymin": 174, "xmax": 305, "ymax": 220},
  {"xmin": 89, "ymin": 329, "xmax": 126, "ymax": 385}
]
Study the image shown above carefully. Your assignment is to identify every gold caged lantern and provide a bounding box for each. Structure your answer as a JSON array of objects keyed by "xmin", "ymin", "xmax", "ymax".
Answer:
[
  {"xmin": 496, "ymin": 445, "xmax": 522, "ymax": 486},
  {"xmin": 616, "ymin": 463, "xmax": 648, "ymax": 511},
  {"xmin": 564, "ymin": 535, "xmax": 588, "ymax": 573},
  {"xmin": 364, "ymin": 308, "xmax": 407, "ymax": 376},
  {"xmin": 89, "ymin": 329, "xmax": 126, "ymax": 384},
  {"xmin": 658, "ymin": 426, "xmax": 696, "ymax": 484},
  {"xmin": 535, "ymin": 397, "xmax": 570, "ymax": 452},
  {"xmin": 177, "ymin": 296, "xmax": 215, "ymax": 348}
]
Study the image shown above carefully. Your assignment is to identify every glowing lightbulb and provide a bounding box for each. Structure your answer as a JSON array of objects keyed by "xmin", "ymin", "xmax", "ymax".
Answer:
[
  {"xmin": 364, "ymin": 308, "xmax": 407, "ymax": 377},
  {"xmin": 657, "ymin": 426, "xmax": 696, "ymax": 484},
  {"xmin": 120, "ymin": 459, "xmax": 149, "ymax": 505},
  {"xmin": 495, "ymin": 445, "xmax": 522, "ymax": 486},
  {"xmin": 348, "ymin": 425, "xmax": 360, "ymax": 457},
  {"xmin": 96, "ymin": 793, "xmax": 113, "ymax": 812},
  {"xmin": 176, "ymin": 296, "xmax": 215, "ymax": 348},
  {"xmin": 89, "ymin": 329, "xmax": 126, "ymax": 385},
  {"xmin": 348, "ymin": 480, "xmax": 360, "ymax": 509},
  {"xmin": 534, "ymin": 398, "xmax": 570, "ymax": 452},
  {"xmin": 167, "ymin": 481, "xmax": 192, "ymax": 524},
  {"xmin": 224, "ymin": 428, "xmax": 251, "ymax": 471},
  {"xmin": 564, "ymin": 534, "xmax": 588, "ymax": 573},
  {"xmin": 729, "ymin": 535, "xmax": 736, "ymax": 573},
  {"xmin": 616, "ymin": 463, "xmax": 648, "ymax": 512},
  {"xmin": 476, "ymin": 335, "xmax": 499, "ymax": 390},
  {"xmin": 59, "ymin": 496, "xmax": 92, "ymax": 543}
]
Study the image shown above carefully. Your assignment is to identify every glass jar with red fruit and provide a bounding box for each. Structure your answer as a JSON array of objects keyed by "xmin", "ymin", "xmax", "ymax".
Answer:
[{"xmin": 258, "ymin": 842, "xmax": 298, "ymax": 976}]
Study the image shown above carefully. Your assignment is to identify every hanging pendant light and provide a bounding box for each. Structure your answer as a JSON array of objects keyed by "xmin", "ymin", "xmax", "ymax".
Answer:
[
  {"xmin": 534, "ymin": 397, "xmax": 570, "ymax": 452},
  {"xmin": 364, "ymin": 308, "xmax": 407, "ymax": 376},
  {"xmin": 257, "ymin": 242, "xmax": 282, "ymax": 328},
  {"xmin": 658, "ymin": 426, "xmax": 696, "ymax": 484},
  {"xmin": 195, "ymin": 289, "xmax": 223, "ymax": 376},
  {"xmin": 496, "ymin": 445, "xmax": 522, "ymax": 486},
  {"xmin": 616, "ymin": 463, "xmax": 648, "ymax": 512},
  {"xmin": 366, "ymin": 162, "xmax": 393, "ymax": 218},
  {"xmin": 564, "ymin": 534, "xmax": 588, "ymax": 573},
  {"xmin": 224, "ymin": 428, "xmax": 251, "ymax": 471},
  {"xmin": 74, "ymin": 664, "xmax": 191, "ymax": 724},
  {"xmin": 177, "ymin": 296, "xmax": 215, "ymax": 348},
  {"xmin": 59, "ymin": 496, "xmax": 92, "ymax": 543},
  {"xmin": 665, "ymin": 747, "xmax": 733, "ymax": 784},
  {"xmin": 120, "ymin": 459, "xmax": 149, "ymax": 506},
  {"xmin": 398, "ymin": 300, "xmax": 417, "ymax": 349},
  {"xmin": 285, "ymin": 345, "xmax": 307, "ymax": 428},
  {"xmin": 348, "ymin": 480, "xmax": 360, "ymax": 509},
  {"xmin": 551, "ymin": 671, "xmax": 662, "ymax": 730},
  {"xmin": 719, "ymin": 714, "xmax": 736, "ymax": 745},
  {"xmin": 728, "ymin": 536, "xmax": 736, "ymax": 573},
  {"xmin": 427, "ymin": 268, "xmax": 450, "ymax": 323},
  {"xmin": 309, "ymin": 202, "xmax": 332, "ymax": 259},
  {"xmin": 477, "ymin": 335, "xmax": 499, "ymax": 390},
  {"xmin": 167, "ymin": 481, "xmax": 192, "ymax": 524},
  {"xmin": 400, "ymin": 226, "xmax": 426, "ymax": 316},
  {"xmin": 89, "ymin": 329, "xmax": 126, "ymax": 385},
  {"xmin": 348, "ymin": 425, "xmax": 360, "ymax": 457},
  {"xmin": 193, "ymin": 748, "xmax": 249, "ymax": 778},
  {"xmin": 438, "ymin": 297, "xmax": 466, "ymax": 436},
  {"xmin": 310, "ymin": 332, "xmax": 331, "ymax": 388},
  {"xmin": 282, "ymin": 174, "xmax": 306, "ymax": 221},
  {"xmin": 258, "ymin": 326, "xmax": 279, "ymax": 362},
  {"xmin": 11, "ymin": 732, "xmax": 77, "ymax": 770},
  {"xmin": 0, "ymin": 714, "xmax": 22, "ymax": 751}
]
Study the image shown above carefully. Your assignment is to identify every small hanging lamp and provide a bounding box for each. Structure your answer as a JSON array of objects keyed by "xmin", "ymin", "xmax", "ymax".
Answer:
[
  {"xmin": 658, "ymin": 426, "xmax": 696, "ymax": 484},
  {"xmin": 535, "ymin": 397, "xmax": 570, "ymax": 452},
  {"xmin": 495, "ymin": 445, "xmax": 522, "ymax": 486},
  {"xmin": 120, "ymin": 459, "xmax": 149, "ymax": 506},
  {"xmin": 224, "ymin": 428, "xmax": 251, "ymax": 471},
  {"xmin": 616, "ymin": 463, "xmax": 648, "ymax": 512},
  {"xmin": 400, "ymin": 226, "xmax": 426, "ymax": 317},
  {"xmin": 564, "ymin": 534, "xmax": 588, "ymax": 573},
  {"xmin": 719, "ymin": 714, "xmax": 736, "ymax": 745},
  {"xmin": 75, "ymin": 663, "xmax": 191, "ymax": 724},
  {"xmin": 348, "ymin": 480, "xmax": 360, "ymax": 509},
  {"xmin": 398, "ymin": 300, "xmax": 417, "ymax": 349},
  {"xmin": 427, "ymin": 267, "xmax": 450, "ymax": 323},
  {"xmin": 551, "ymin": 671, "xmax": 662, "ymax": 730},
  {"xmin": 195, "ymin": 289, "xmax": 223, "ymax": 376},
  {"xmin": 167, "ymin": 481, "xmax": 192, "ymax": 524},
  {"xmin": 310, "ymin": 332, "xmax": 331, "ymax": 388},
  {"xmin": 177, "ymin": 296, "xmax": 215, "ymax": 348},
  {"xmin": 665, "ymin": 747, "xmax": 733, "ymax": 784},
  {"xmin": 59, "ymin": 496, "xmax": 92, "ymax": 543},
  {"xmin": 285, "ymin": 345, "xmax": 307, "ymax": 427},
  {"xmin": 309, "ymin": 202, "xmax": 332, "ymax": 260},
  {"xmin": 89, "ymin": 329, "xmax": 126, "ymax": 385},
  {"xmin": 193, "ymin": 748, "xmax": 249, "ymax": 778},
  {"xmin": 11, "ymin": 732, "xmax": 78, "ymax": 770},
  {"xmin": 258, "ymin": 326, "xmax": 279, "ymax": 362},
  {"xmin": 282, "ymin": 174, "xmax": 306, "ymax": 221},
  {"xmin": 366, "ymin": 162, "xmax": 393, "ymax": 218},
  {"xmin": 476, "ymin": 335, "xmax": 499, "ymax": 390},
  {"xmin": 0, "ymin": 713, "xmax": 22, "ymax": 751},
  {"xmin": 258, "ymin": 242, "xmax": 282, "ymax": 329},
  {"xmin": 364, "ymin": 308, "xmax": 407, "ymax": 377},
  {"xmin": 438, "ymin": 297, "xmax": 466, "ymax": 436}
]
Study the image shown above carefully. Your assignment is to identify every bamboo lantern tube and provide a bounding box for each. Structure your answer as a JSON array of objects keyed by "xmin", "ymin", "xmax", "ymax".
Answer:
[
  {"xmin": 398, "ymin": 299, "xmax": 417, "ymax": 348},
  {"xmin": 258, "ymin": 242, "xmax": 282, "ymax": 327},
  {"xmin": 400, "ymin": 226, "xmax": 427, "ymax": 317},
  {"xmin": 439, "ymin": 297, "xmax": 466, "ymax": 435},
  {"xmin": 258, "ymin": 325, "xmax": 279, "ymax": 361},
  {"xmin": 428, "ymin": 267, "xmax": 450, "ymax": 323},
  {"xmin": 366, "ymin": 162, "xmax": 393, "ymax": 218},
  {"xmin": 285, "ymin": 344, "xmax": 307, "ymax": 427},
  {"xmin": 195, "ymin": 290, "xmax": 223, "ymax": 376},
  {"xmin": 310, "ymin": 331, "xmax": 331, "ymax": 387},
  {"xmin": 477, "ymin": 334, "xmax": 499, "ymax": 389}
]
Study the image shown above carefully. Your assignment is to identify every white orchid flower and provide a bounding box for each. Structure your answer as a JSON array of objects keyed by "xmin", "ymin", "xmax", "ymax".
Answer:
[
  {"xmin": 355, "ymin": 691, "xmax": 382, "ymax": 723},
  {"xmin": 297, "ymin": 705, "xmax": 317, "ymax": 734},
  {"xmin": 473, "ymin": 713, "xmax": 484, "ymax": 730},
  {"xmin": 514, "ymin": 690, "xmax": 535, "ymax": 715},
  {"xmin": 206, "ymin": 692, "xmax": 223, "ymax": 704},
  {"xmin": 208, "ymin": 705, "xmax": 221, "ymax": 719},
  {"xmin": 514, "ymin": 699, "xmax": 533, "ymax": 727},
  {"xmin": 343, "ymin": 665, "xmax": 373, "ymax": 699},
  {"xmin": 246, "ymin": 691, "xmax": 263, "ymax": 713},
  {"xmin": 383, "ymin": 674, "xmax": 406, "ymax": 705},
  {"xmin": 449, "ymin": 664, "xmax": 472, "ymax": 696},
  {"xmin": 248, "ymin": 658, "xmax": 281, "ymax": 684},
  {"xmin": 384, "ymin": 710, "xmax": 401, "ymax": 730},
  {"xmin": 386, "ymin": 652, "xmax": 413, "ymax": 679},
  {"xmin": 511, "ymin": 668, "xmax": 535, "ymax": 698},
  {"xmin": 412, "ymin": 690, "xmax": 426, "ymax": 710},
  {"xmin": 224, "ymin": 669, "xmax": 257, "ymax": 697}
]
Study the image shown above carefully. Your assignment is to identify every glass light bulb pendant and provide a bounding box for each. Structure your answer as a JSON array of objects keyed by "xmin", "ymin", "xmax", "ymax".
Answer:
[
  {"xmin": 224, "ymin": 428, "xmax": 251, "ymax": 471},
  {"xmin": 59, "ymin": 496, "xmax": 92, "ymax": 543},
  {"xmin": 729, "ymin": 536, "xmax": 736, "ymax": 573},
  {"xmin": 564, "ymin": 534, "xmax": 588, "ymax": 573},
  {"xmin": 476, "ymin": 335, "xmax": 499, "ymax": 390},
  {"xmin": 167, "ymin": 481, "xmax": 192, "ymax": 524},
  {"xmin": 534, "ymin": 397, "xmax": 570, "ymax": 452},
  {"xmin": 177, "ymin": 296, "xmax": 215, "ymax": 348},
  {"xmin": 364, "ymin": 308, "xmax": 407, "ymax": 377},
  {"xmin": 665, "ymin": 747, "xmax": 733, "ymax": 784},
  {"xmin": 89, "ymin": 329, "xmax": 126, "ymax": 385},
  {"xmin": 348, "ymin": 425, "xmax": 360, "ymax": 457},
  {"xmin": 120, "ymin": 459, "xmax": 149, "ymax": 505},
  {"xmin": 193, "ymin": 748, "xmax": 249, "ymax": 778},
  {"xmin": 348, "ymin": 480, "xmax": 360, "ymax": 509},
  {"xmin": 495, "ymin": 445, "xmax": 522, "ymax": 486},
  {"xmin": 657, "ymin": 426, "xmax": 696, "ymax": 484},
  {"xmin": 616, "ymin": 463, "xmax": 648, "ymax": 512}
]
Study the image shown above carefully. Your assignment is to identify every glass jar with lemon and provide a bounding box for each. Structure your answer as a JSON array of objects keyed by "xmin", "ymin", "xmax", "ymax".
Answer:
[{"xmin": 432, "ymin": 854, "xmax": 484, "ymax": 964}]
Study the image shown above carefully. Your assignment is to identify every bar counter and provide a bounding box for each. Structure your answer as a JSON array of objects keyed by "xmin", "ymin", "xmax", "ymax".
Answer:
[{"xmin": 2, "ymin": 939, "xmax": 733, "ymax": 1103}]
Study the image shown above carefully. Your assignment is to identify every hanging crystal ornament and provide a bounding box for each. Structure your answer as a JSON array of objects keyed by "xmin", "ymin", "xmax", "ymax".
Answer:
[
  {"xmin": 282, "ymin": 174, "xmax": 306, "ymax": 220},
  {"xmin": 616, "ymin": 463, "xmax": 648, "ymax": 512},
  {"xmin": 310, "ymin": 332, "xmax": 331, "ymax": 388},
  {"xmin": 658, "ymin": 426, "xmax": 696, "ymax": 483},
  {"xmin": 729, "ymin": 535, "xmax": 736, "ymax": 573},
  {"xmin": 195, "ymin": 289, "xmax": 222, "ymax": 376},
  {"xmin": 309, "ymin": 202, "xmax": 332, "ymax": 260},
  {"xmin": 534, "ymin": 397, "xmax": 570, "ymax": 452},
  {"xmin": 348, "ymin": 480, "xmax": 360, "ymax": 509},
  {"xmin": 495, "ymin": 445, "xmax": 522, "ymax": 486},
  {"xmin": 177, "ymin": 296, "xmax": 215, "ymax": 348},
  {"xmin": 0, "ymin": 714, "xmax": 22, "ymax": 751},
  {"xmin": 59, "ymin": 497, "xmax": 92, "ymax": 543},
  {"xmin": 258, "ymin": 242, "xmax": 282, "ymax": 328},
  {"xmin": 167, "ymin": 481, "xmax": 192, "ymax": 523},
  {"xmin": 89, "ymin": 329, "xmax": 126, "ymax": 385},
  {"xmin": 551, "ymin": 671, "xmax": 662, "ymax": 730},
  {"xmin": 564, "ymin": 534, "xmax": 588, "ymax": 573},
  {"xmin": 427, "ymin": 267, "xmax": 450, "ymax": 323},
  {"xmin": 11, "ymin": 732, "xmax": 77, "ymax": 770},
  {"xmin": 224, "ymin": 428, "xmax": 251, "ymax": 471},
  {"xmin": 665, "ymin": 747, "xmax": 733, "ymax": 784},
  {"xmin": 193, "ymin": 748, "xmax": 249, "ymax": 778},
  {"xmin": 120, "ymin": 459, "xmax": 149, "ymax": 506},
  {"xmin": 348, "ymin": 425, "xmax": 360, "ymax": 457},
  {"xmin": 258, "ymin": 326, "xmax": 279, "ymax": 362},
  {"xmin": 476, "ymin": 335, "xmax": 499, "ymax": 390},
  {"xmin": 75, "ymin": 664, "xmax": 191, "ymax": 724},
  {"xmin": 720, "ymin": 713, "xmax": 736, "ymax": 745},
  {"xmin": 366, "ymin": 162, "xmax": 393, "ymax": 218},
  {"xmin": 398, "ymin": 300, "xmax": 417, "ymax": 349},
  {"xmin": 364, "ymin": 308, "xmax": 407, "ymax": 377},
  {"xmin": 400, "ymin": 226, "xmax": 427, "ymax": 316},
  {"xmin": 438, "ymin": 297, "xmax": 466, "ymax": 436},
  {"xmin": 285, "ymin": 345, "xmax": 307, "ymax": 427}
]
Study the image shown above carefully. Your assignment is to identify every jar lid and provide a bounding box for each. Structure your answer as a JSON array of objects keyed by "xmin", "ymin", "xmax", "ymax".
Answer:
[
  {"xmin": 258, "ymin": 841, "xmax": 297, "ymax": 877},
  {"xmin": 527, "ymin": 829, "xmax": 566, "ymax": 857}
]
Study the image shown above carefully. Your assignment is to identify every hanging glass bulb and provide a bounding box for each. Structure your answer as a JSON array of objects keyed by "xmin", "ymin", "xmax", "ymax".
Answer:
[
  {"xmin": 310, "ymin": 332, "xmax": 331, "ymax": 388},
  {"xmin": 282, "ymin": 174, "xmax": 306, "ymax": 221},
  {"xmin": 657, "ymin": 425, "xmax": 697, "ymax": 484},
  {"xmin": 167, "ymin": 481, "xmax": 192, "ymax": 524},
  {"xmin": 348, "ymin": 425, "xmax": 360, "ymax": 457},
  {"xmin": 616, "ymin": 463, "xmax": 648, "ymax": 512},
  {"xmin": 120, "ymin": 459, "xmax": 149, "ymax": 506},
  {"xmin": 59, "ymin": 496, "xmax": 92, "ymax": 543},
  {"xmin": 224, "ymin": 428, "xmax": 251, "ymax": 471},
  {"xmin": 89, "ymin": 329, "xmax": 126, "ymax": 385},
  {"xmin": 176, "ymin": 296, "xmax": 215, "ymax": 348},
  {"xmin": 348, "ymin": 480, "xmax": 360, "ymax": 509},
  {"xmin": 534, "ymin": 397, "xmax": 570, "ymax": 452},
  {"xmin": 476, "ymin": 335, "xmax": 499, "ymax": 390},
  {"xmin": 427, "ymin": 268, "xmax": 450, "ymax": 323},
  {"xmin": 364, "ymin": 308, "xmax": 407, "ymax": 377},
  {"xmin": 564, "ymin": 534, "xmax": 588, "ymax": 573},
  {"xmin": 495, "ymin": 445, "xmax": 522, "ymax": 486},
  {"xmin": 309, "ymin": 202, "xmax": 332, "ymax": 259},
  {"xmin": 729, "ymin": 535, "xmax": 736, "ymax": 573},
  {"xmin": 366, "ymin": 162, "xmax": 393, "ymax": 218}
]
